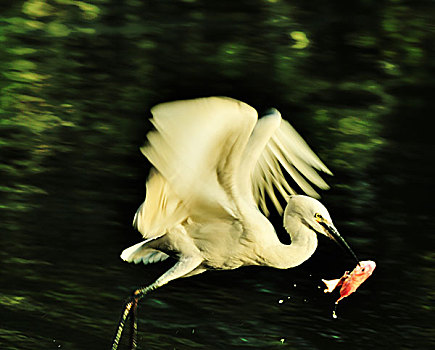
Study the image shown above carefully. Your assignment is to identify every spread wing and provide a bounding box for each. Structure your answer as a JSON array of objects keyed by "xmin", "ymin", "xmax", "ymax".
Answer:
[
  {"xmin": 239, "ymin": 109, "xmax": 332, "ymax": 216},
  {"xmin": 134, "ymin": 96, "xmax": 331, "ymax": 240},
  {"xmin": 135, "ymin": 97, "xmax": 257, "ymax": 239}
]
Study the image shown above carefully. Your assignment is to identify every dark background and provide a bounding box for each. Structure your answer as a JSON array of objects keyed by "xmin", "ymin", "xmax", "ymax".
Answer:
[{"xmin": 1, "ymin": 1, "xmax": 434, "ymax": 349}]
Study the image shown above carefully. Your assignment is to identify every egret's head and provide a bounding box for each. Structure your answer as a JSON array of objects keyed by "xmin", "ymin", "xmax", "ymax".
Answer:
[{"xmin": 284, "ymin": 195, "xmax": 359, "ymax": 264}]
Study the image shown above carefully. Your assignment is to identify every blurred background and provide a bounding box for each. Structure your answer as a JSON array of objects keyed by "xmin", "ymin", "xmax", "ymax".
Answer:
[{"xmin": 1, "ymin": 0, "xmax": 434, "ymax": 349}]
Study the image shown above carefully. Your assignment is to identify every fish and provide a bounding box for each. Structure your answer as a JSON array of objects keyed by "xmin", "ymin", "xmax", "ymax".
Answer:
[{"xmin": 322, "ymin": 260, "xmax": 376, "ymax": 305}]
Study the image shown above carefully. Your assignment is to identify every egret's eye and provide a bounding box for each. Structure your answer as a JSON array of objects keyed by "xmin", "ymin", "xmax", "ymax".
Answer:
[{"xmin": 314, "ymin": 213, "xmax": 323, "ymax": 221}]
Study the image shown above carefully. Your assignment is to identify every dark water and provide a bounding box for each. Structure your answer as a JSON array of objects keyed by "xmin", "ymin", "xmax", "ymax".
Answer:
[{"xmin": 1, "ymin": 1, "xmax": 434, "ymax": 349}]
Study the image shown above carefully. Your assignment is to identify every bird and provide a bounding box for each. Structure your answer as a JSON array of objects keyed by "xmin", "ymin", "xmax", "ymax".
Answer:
[{"xmin": 110, "ymin": 96, "xmax": 359, "ymax": 350}]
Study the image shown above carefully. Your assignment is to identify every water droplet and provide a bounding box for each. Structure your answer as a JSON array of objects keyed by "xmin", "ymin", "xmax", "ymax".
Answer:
[
  {"xmin": 332, "ymin": 310, "xmax": 338, "ymax": 319},
  {"xmin": 287, "ymin": 296, "xmax": 291, "ymax": 299},
  {"xmin": 278, "ymin": 299, "xmax": 284, "ymax": 304},
  {"xmin": 293, "ymin": 283, "xmax": 297, "ymax": 287},
  {"xmin": 280, "ymin": 338, "xmax": 285, "ymax": 343}
]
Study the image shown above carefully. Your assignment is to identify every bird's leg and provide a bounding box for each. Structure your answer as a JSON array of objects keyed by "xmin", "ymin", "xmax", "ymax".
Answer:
[
  {"xmin": 110, "ymin": 256, "xmax": 203, "ymax": 350},
  {"xmin": 111, "ymin": 297, "xmax": 134, "ymax": 350},
  {"xmin": 129, "ymin": 297, "xmax": 138, "ymax": 350},
  {"xmin": 110, "ymin": 285, "xmax": 155, "ymax": 350}
]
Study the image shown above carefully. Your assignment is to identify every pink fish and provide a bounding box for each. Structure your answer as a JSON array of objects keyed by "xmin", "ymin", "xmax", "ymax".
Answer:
[{"xmin": 322, "ymin": 260, "xmax": 376, "ymax": 304}]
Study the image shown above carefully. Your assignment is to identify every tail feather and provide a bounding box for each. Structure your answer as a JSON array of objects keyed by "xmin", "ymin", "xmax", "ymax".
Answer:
[{"xmin": 121, "ymin": 241, "xmax": 169, "ymax": 265}]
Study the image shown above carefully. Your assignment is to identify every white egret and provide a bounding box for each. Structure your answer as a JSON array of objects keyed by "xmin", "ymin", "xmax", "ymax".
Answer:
[{"xmin": 110, "ymin": 97, "xmax": 359, "ymax": 350}]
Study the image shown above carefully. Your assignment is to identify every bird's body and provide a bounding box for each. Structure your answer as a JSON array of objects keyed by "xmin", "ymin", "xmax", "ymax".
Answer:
[
  {"xmin": 111, "ymin": 96, "xmax": 359, "ymax": 350},
  {"xmin": 121, "ymin": 97, "xmax": 338, "ymax": 281},
  {"xmin": 125, "ymin": 199, "xmax": 314, "ymax": 273}
]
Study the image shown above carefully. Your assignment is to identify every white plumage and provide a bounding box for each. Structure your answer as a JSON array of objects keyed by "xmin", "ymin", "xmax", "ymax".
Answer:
[
  {"xmin": 120, "ymin": 96, "xmax": 344, "ymax": 277},
  {"xmin": 112, "ymin": 96, "xmax": 359, "ymax": 350},
  {"xmin": 121, "ymin": 240, "xmax": 169, "ymax": 265}
]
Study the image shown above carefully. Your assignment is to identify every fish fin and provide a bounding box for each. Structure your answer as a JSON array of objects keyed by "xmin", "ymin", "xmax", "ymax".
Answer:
[{"xmin": 322, "ymin": 278, "xmax": 341, "ymax": 293}]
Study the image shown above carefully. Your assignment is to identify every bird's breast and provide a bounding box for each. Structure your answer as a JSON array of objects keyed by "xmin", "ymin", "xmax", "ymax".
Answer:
[{"xmin": 184, "ymin": 218, "xmax": 258, "ymax": 270}]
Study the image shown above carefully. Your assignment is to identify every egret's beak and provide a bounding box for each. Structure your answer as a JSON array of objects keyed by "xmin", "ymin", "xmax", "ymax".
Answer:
[{"xmin": 318, "ymin": 221, "xmax": 360, "ymax": 265}]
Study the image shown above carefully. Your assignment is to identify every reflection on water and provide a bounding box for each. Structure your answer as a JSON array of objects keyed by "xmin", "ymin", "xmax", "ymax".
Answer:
[{"xmin": 1, "ymin": 1, "xmax": 434, "ymax": 350}]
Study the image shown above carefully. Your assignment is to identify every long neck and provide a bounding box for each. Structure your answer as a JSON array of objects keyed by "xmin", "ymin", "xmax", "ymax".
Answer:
[{"xmin": 263, "ymin": 223, "xmax": 318, "ymax": 269}]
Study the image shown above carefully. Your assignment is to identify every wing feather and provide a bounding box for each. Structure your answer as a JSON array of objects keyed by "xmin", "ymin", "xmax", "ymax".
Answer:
[
  {"xmin": 139, "ymin": 97, "xmax": 257, "ymax": 229},
  {"xmin": 240, "ymin": 111, "xmax": 332, "ymax": 216},
  {"xmin": 133, "ymin": 169, "xmax": 188, "ymax": 239},
  {"xmin": 135, "ymin": 97, "xmax": 331, "ymax": 240}
]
